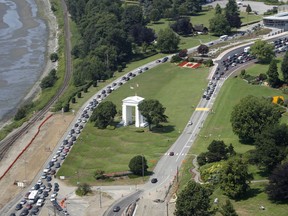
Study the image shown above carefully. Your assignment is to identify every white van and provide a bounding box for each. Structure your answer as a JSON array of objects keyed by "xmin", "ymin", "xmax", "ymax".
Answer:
[
  {"xmin": 244, "ymin": 46, "xmax": 251, "ymax": 53},
  {"xmin": 220, "ymin": 35, "xmax": 228, "ymax": 41}
]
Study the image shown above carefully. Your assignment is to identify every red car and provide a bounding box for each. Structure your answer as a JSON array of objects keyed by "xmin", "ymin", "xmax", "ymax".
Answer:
[{"xmin": 26, "ymin": 204, "xmax": 32, "ymax": 210}]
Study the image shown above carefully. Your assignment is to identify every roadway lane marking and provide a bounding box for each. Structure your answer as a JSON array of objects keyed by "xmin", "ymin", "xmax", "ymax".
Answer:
[{"xmin": 195, "ymin": 107, "xmax": 210, "ymax": 111}]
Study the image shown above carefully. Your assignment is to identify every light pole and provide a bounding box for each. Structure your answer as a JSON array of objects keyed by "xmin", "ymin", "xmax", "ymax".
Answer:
[{"xmin": 97, "ymin": 187, "xmax": 102, "ymax": 208}]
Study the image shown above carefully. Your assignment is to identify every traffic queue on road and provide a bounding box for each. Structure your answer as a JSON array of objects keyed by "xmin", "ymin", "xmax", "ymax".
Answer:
[{"xmin": 9, "ymin": 57, "xmax": 169, "ymax": 216}]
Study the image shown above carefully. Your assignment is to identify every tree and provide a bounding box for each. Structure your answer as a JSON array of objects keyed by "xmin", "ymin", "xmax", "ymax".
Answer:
[
  {"xmin": 40, "ymin": 69, "xmax": 58, "ymax": 89},
  {"xmin": 230, "ymin": 95, "xmax": 281, "ymax": 142},
  {"xmin": 207, "ymin": 140, "xmax": 228, "ymax": 160},
  {"xmin": 220, "ymin": 157, "xmax": 253, "ymax": 199},
  {"xmin": 157, "ymin": 27, "xmax": 180, "ymax": 53},
  {"xmin": 267, "ymin": 59, "xmax": 280, "ymax": 88},
  {"xmin": 252, "ymin": 124, "xmax": 288, "ymax": 172},
  {"xmin": 225, "ymin": 0, "xmax": 242, "ymax": 28},
  {"xmin": 138, "ymin": 99, "xmax": 168, "ymax": 131},
  {"xmin": 90, "ymin": 101, "xmax": 117, "ymax": 129},
  {"xmin": 250, "ymin": 40, "xmax": 275, "ymax": 64},
  {"xmin": 129, "ymin": 155, "xmax": 148, "ymax": 175},
  {"xmin": 50, "ymin": 52, "xmax": 59, "ymax": 62},
  {"xmin": 175, "ymin": 181, "xmax": 213, "ymax": 216},
  {"xmin": 150, "ymin": 8, "xmax": 161, "ymax": 23},
  {"xmin": 253, "ymin": 135, "xmax": 285, "ymax": 172},
  {"xmin": 170, "ymin": 17, "xmax": 193, "ymax": 36},
  {"xmin": 246, "ymin": 4, "xmax": 252, "ymax": 14},
  {"xmin": 122, "ymin": 5, "xmax": 144, "ymax": 31},
  {"xmin": 220, "ymin": 199, "xmax": 238, "ymax": 216},
  {"xmin": 185, "ymin": 0, "xmax": 203, "ymax": 14},
  {"xmin": 281, "ymin": 51, "xmax": 288, "ymax": 83},
  {"xmin": 215, "ymin": 3, "xmax": 222, "ymax": 14},
  {"xmin": 266, "ymin": 162, "xmax": 288, "ymax": 201},
  {"xmin": 76, "ymin": 183, "xmax": 92, "ymax": 196},
  {"xmin": 209, "ymin": 13, "xmax": 231, "ymax": 36},
  {"xmin": 197, "ymin": 44, "xmax": 209, "ymax": 56}
]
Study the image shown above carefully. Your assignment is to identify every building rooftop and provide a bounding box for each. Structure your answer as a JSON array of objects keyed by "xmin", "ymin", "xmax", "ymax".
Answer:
[{"xmin": 264, "ymin": 12, "xmax": 288, "ymax": 21}]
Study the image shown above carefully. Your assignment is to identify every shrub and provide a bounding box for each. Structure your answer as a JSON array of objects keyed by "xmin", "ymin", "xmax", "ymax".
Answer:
[
  {"xmin": 240, "ymin": 69, "xmax": 246, "ymax": 78},
  {"xmin": 40, "ymin": 69, "xmax": 57, "ymax": 89},
  {"xmin": 14, "ymin": 102, "xmax": 34, "ymax": 121},
  {"xmin": 83, "ymin": 87, "xmax": 88, "ymax": 93},
  {"xmin": 63, "ymin": 103, "xmax": 69, "ymax": 112},
  {"xmin": 171, "ymin": 55, "xmax": 182, "ymax": 63},
  {"xmin": 282, "ymin": 87, "xmax": 288, "ymax": 95},
  {"xmin": 77, "ymin": 92, "xmax": 82, "ymax": 98},
  {"xmin": 94, "ymin": 170, "xmax": 106, "ymax": 180},
  {"xmin": 203, "ymin": 59, "xmax": 213, "ymax": 67},
  {"xmin": 258, "ymin": 73, "xmax": 267, "ymax": 81},
  {"xmin": 93, "ymin": 80, "xmax": 97, "ymax": 87},
  {"xmin": 71, "ymin": 97, "xmax": 76, "ymax": 103},
  {"xmin": 117, "ymin": 65, "xmax": 123, "ymax": 72},
  {"xmin": 50, "ymin": 52, "xmax": 59, "ymax": 62},
  {"xmin": 75, "ymin": 183, "xmax": 92, "ymax": 196}
]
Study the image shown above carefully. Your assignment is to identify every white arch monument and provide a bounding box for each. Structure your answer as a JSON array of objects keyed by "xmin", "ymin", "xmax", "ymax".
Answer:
[{"xmin": 122, "ymin": 96, "xmax": 146, "ymax": 127}]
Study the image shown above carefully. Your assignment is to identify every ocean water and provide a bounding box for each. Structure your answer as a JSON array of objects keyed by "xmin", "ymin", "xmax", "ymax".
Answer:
[{"xmin": 0, "ymin": 0, "xmax": 47, "ymax": 122}]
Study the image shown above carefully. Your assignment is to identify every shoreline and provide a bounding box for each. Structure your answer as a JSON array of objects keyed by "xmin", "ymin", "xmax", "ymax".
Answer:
[{"xmin": 0, "ymin": 0, "xmax": 59, "ymax": 130}]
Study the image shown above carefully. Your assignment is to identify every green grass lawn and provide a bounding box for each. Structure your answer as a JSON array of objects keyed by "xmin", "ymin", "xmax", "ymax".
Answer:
[
  {"xmin": 192, "ymin": 75, "xmax": 287, "ymax": 155},
  {"xmin": 211, "ymin": 183, "xmax": 288, "ymax": 216},
  {"xmin": 58, "ymin": 63, "xmax": 210, "ymax": 185}
]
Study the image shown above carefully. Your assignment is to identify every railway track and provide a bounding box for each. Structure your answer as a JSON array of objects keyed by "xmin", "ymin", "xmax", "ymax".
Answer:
[{"xmin": 0, "ymin": 0, "xmax": 72, "ymax": 161}]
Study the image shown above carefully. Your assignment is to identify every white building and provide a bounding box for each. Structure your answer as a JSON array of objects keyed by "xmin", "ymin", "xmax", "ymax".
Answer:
[{"xmin": 122, "ymin": 96, "xmax": 147, "ymax": 127}]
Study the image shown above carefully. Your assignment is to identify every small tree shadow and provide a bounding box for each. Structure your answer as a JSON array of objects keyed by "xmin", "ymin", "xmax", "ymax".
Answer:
[
  {"xmin": 151, "ymin": 125, "xmax": 175, "ymax": 133},
  {"xmin": 235, "ymin": 188, "xmax": 263, "ymax": 201}
]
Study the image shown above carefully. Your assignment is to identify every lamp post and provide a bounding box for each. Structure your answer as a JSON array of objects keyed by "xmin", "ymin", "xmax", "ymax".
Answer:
[{"xmin": 97, "ymin": 187, "xmax": 102, "ymax": 208}]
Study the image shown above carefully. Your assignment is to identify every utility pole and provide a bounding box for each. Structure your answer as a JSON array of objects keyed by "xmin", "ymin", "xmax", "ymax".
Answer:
[
  {"xmin": 166, "ymin": 201, "xmax": 169, "ymax": 216},
  {"xmin": 97, "ymin": 187, "xmax": 102, "ymax": 208}
]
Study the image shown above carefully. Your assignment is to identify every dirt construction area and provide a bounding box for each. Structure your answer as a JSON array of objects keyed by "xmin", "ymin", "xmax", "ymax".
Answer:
[{"xmin": 0, "ymin": 113, "xmax": 74, "ymax": 207}]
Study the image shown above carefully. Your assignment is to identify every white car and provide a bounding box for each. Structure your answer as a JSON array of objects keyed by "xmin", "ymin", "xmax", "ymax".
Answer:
[
  {"xmin": 51, "ymin": 193, "xmax": 58, "ymax": 198},
  {"xmin": 36, "ymin": 199, "xmax": 44, "ymax": 207}
]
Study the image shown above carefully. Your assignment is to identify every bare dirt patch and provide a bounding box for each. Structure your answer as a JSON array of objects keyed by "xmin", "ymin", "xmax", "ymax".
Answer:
[{"xmin": 0, "ymin": 113, "xmax": 74, "ymax": 209}]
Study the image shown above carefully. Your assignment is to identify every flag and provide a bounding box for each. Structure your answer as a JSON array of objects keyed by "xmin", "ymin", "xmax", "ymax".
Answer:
[
  {"xmin": 136, "ymin": 83, "xmax": 139, "ymax": 87},
  {"xmin": 130, "ymin": 86, "xmax": 134, "ymax": 89}
]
